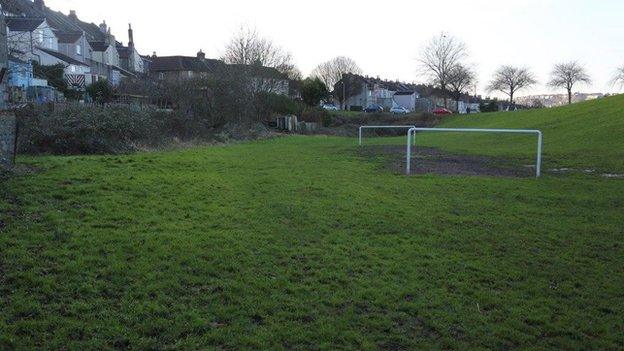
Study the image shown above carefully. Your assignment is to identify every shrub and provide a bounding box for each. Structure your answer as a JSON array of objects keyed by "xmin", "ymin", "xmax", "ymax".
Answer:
[
  {"xmin": 86, "ymin": 80, "xmax": 114, "ymax": 104},
  {"xmin": 300, "ymin": 78, "xmax": 329, "ymax": 107},
  {"xmin": 17, "ymin": 104, "xmax": 165, "ymax": 155},
  {"xmin": 301, "ymin": 107, "xmax": 331, "ymax": 127},
  {"xmin": 254, "ymin": 92, "xmax": 303, "ymax": 119}
]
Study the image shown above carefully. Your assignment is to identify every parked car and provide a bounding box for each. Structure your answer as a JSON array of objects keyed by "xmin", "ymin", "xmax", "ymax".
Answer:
[
  {"xmin": 433, "ymin": 108, "xmax": 453, "ymax": 116},
  {"xmin": 322, "ymin": 104, "xmax": 339, "ymax": 111},
  {"xmin": 364, "ymin": 104, "xmax": 384, "ymax": 113},
  {"xmin": 390, "ymin": 106, "xmax": 409, "ymax": 115}
]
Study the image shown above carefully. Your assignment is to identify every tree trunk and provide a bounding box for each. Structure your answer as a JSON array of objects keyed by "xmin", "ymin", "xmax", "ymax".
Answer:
[{"xmin": 567, "ymin": 89, "xmax": 572, "ymax": 105}]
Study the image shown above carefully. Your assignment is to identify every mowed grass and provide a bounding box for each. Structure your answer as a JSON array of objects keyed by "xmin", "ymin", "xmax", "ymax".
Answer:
[{"xmin": 1, "ymin": 99, "xmax": 624, "ymax": 349}]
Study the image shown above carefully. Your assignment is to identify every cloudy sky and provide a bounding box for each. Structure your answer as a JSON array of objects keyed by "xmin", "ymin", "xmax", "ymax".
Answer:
[{"xmin": 45, "ymin": 0, "xmax": 624, "ymax": 96}]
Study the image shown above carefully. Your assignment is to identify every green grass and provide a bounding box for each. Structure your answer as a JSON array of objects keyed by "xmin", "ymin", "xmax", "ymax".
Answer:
[
  {"xmin": 1, "ymin": 99, "xmax": 623, "ymax": 350},
  {"xmin": 415, "ymin": 95, "xmax": 624, "ymax": 171}
]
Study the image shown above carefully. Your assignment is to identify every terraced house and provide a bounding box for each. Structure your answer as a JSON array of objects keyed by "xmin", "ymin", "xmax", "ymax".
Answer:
[{"xmin": 1, "ymin": 0, "xmax": 147, "ymax": 98}]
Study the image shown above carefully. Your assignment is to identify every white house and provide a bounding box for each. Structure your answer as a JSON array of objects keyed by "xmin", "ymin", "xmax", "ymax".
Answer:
[
  {"xmin": 338, "ymin": 74, "xmax": 421, "ymax": 111},
  {"xmin": 6, "ymin": 17, "xmax": 58, "ymax": 59},
  {"xmin": 393, "ymin": 91, "xmax": 420, "ymax": 111}
]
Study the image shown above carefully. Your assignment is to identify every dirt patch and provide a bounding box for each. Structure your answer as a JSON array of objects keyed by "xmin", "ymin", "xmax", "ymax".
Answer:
[{"xmin": 359, "ymin": 145, "xmax": 535, "ymax": 178}]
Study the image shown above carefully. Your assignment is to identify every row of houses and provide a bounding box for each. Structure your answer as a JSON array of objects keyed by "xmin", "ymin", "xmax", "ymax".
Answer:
[
  {"xmin": 1, "ymin": 0, "xmax": 145, "ymax": 102},
  {"xmin": 0, "ymin": 0, "xmax": 473, "ymax": 112},
  {"xmin": 0, "ymin": 0, "xmax": 291, "ymax": 106},
  {"xmin": 335, "ymin": 73, "xmax": 480, "ymax": 113}
]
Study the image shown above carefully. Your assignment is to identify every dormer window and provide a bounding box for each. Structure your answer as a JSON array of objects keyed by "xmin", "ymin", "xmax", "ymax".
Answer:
[
  {"xmin": 35, "ymin": 30, "xmax": 44, "ymax": 44},
  {"xmin": 76, "ymin": 44, "xmax": 82, "ymax": 55}
]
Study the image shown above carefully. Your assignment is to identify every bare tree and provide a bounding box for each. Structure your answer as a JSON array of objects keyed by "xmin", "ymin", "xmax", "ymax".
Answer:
[
  {"xmin": 610, "ymin": 66, "xmax": 624, "ymax": 90},
  {"xmin": 548, "ymin": 62, "xmax": 591, "ymax": 105},
  {"xmin": 448, "ymin": 64, "xmax": 476, "ymax": 109},
  {"xmin": 310, "ymin": 56, "xmax": 362, "ymax": 89},
  {"xmin": 486, "ymin": 65, "xmax": 537, "ymax": 105},
  {"xmin": 222, "ymin": 25, "xmax": 297, "ymax": 77},
  {"xmin": 418, "ymin": 32, "xmax": 468, "ymax": 108},
  {"xmin": 310, "ymin": 56, "xmax": 362, "ymax": 109}
]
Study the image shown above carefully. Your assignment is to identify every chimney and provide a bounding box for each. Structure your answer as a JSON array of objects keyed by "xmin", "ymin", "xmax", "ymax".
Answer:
[
  {"xmin": 197, "ymin": 50, "xmax": 205, "ymax": 60},
  {"xmin": 152, "ymin": 51, "xmax": 157, "ymax": 58},
  {"xmin": 99, "ymin": 20, "xmax": 107, "ymax": 34},
  {"xmin": 34, "ymin": 0, "xmax": 45, "ymax": 11},
  {"xmin": 128, "ymin": 23, "xmax": 134, "ymax": 47},
  {"xmin": 69, "ymin": 10, "xmax": 77, "ymax": 22}
]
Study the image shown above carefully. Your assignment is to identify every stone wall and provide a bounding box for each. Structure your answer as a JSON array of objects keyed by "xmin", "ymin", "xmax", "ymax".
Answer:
[{"xmin": 0, "ymin": 114, "xmax": 16, "ymax": 168}]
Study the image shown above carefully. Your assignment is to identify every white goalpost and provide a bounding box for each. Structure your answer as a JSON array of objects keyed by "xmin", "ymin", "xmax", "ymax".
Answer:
[{"xmin": 406, "ymin": 127, "xmax": 544, "ymax": 178}]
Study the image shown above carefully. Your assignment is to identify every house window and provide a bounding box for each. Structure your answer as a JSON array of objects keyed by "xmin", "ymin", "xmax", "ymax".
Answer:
[
  {"xmin": 35, "ymin": 30, "xmax": 44, "ymax": 44},
  {"xmin": 76, "ymin": 45, "xmax": 82, "ymax": 55},
  {"xmin": 70, "ymin": 65, "xmax": 76, "ymax": 73},
  {"xmin": 158, "ymin": 72, "xmax": 165, "ymax": 80}
]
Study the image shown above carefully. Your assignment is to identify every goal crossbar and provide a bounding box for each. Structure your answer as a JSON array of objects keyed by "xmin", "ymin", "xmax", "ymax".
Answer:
[{"xmin": 406, "ymin": 127, "xmax": 544, "ymax": 178}]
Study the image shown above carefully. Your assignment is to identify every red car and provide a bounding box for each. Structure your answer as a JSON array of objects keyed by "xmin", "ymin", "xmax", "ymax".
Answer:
[{"xmin": 433, "ymin": 108, "xmax": 453, "ymax": 116}]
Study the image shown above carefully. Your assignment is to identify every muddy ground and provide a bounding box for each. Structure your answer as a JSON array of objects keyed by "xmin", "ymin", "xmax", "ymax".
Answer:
[{"xmin": 358, "ymin": 145, "xmax": 536, "ymax": 178}]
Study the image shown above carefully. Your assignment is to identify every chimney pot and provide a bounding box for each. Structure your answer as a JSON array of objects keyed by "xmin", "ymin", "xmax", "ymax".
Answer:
[
  {"xmin": 128, "ymin": 23, "xmax": 134, "ymax": 47},
  {"xmin": 34, "ymin": 0, "xmax": 45, "ymax": 11},
  {"xmin": 99, "ymin": 20, "xmax": 107, "ymax": 34}
]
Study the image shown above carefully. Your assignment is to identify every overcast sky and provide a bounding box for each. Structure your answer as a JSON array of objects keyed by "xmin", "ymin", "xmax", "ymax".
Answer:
[{"xmin": 45, "ymin": 0, "xmax": 624, "ymax": 97}]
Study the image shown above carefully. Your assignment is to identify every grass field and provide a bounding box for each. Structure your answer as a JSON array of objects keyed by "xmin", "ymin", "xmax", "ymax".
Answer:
[{"xmin": 1, "ymin": 97, "xmax": 623, "ymax": 350}]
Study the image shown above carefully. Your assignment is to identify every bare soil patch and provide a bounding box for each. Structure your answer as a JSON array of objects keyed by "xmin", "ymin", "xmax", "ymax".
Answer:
[{"xmin": 358, "ymin": 145, "xmax": 535, "ymax": 178}]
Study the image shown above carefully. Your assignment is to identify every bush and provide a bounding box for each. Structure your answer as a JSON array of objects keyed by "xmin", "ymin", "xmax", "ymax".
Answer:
[
  {"xmin": 254, "ymin": 92, "xmax": 304, "ymax": 119},
  {"xmin": 301, "ymin": 107, "xmax": 332, "ymax": 127},
  {"xmin": 300, "ymin": 78, "xmax": 329, "ymax": 107},
  {"xmin": 86, "ymin": 80, "xmax": 114, "ymax": 104},
  {"xmin": 17, "ymin": 104, "xmax": 165, "ymax": 154}
]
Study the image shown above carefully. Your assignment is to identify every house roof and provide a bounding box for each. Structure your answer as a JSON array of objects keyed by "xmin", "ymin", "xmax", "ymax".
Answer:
[
  {"xmin": 394, "ymin": 91, "xmax": 416, "ymax": 96},
  {"xmin": 54, "ymin": 30, "xmax": 83, "ymax": 44},
  {"xmin": 116, "ymin": 45, "xmax": 131, "ymax": 59},
  {"xmin": 37, "ymin": 47, "xmax": 88, "ymax": 66},
  {"xmin": 1, "ymin": 0, "xmax": 42, "ymax": 17},
  {"xmin": 112, "ymin": 65, "xmax": 135, "ymax": 77},
  {"xmin": 150, "ymin": 56, "xmax": 225, "ymax": 72},
  {"xmin": 5, "ymin": 17, "xmax": 45, "ymax": 32},
  {"xmin": 340, "ymin": 73, "xmax": 420, "ymax": 94},
  {"xmin": 89, "ymin": 41, "xmax": 110, "ymax": 52},
  {"xmin": 2, "ymin": 0, "xmax": 106, "ymax": 38}
]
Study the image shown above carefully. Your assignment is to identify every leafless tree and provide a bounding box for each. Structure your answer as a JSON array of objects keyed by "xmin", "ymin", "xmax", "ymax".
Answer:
[
  {"xmin": 311, "ymin": 56, "xmax": 362, "ymax": 91},
  {"xmin": 418, "ymin": 32, "xmax": 468, "ymax": 108},
  {"xmin": 486, "ymin": 65, "xmax": 537, "ymax": 104},
  {"xmin": 548, "ymin": 62, "xmax": 591, "ymax": 105},
  {"xmin": 448, "ymin": 64, "xmax": 476, "ymax": 108},
  {"xmin": 310, "ymin": 56, "xmax": 362, "ymax": 109},
  {"xmin": 222, "ymin": 25, "xmax": 297, "ymax": 78},
  {"xmin": 610, "ymin": 66, "xmax": 624, "ymax": 90}
]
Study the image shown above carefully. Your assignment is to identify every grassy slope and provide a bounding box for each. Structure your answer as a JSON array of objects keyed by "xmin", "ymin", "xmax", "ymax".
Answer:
[
  {"xmin": 415, "ymin": 95, "xmax": 624, "ymax": 171},
  {"xmin": 1, "ymin": 134, "xmax": 623, "ymax": 350}
]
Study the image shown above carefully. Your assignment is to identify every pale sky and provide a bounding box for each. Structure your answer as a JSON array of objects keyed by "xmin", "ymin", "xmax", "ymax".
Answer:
[{"xmin": 45, "ymin": 0, "xmax": 624, "ymax": 97}]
